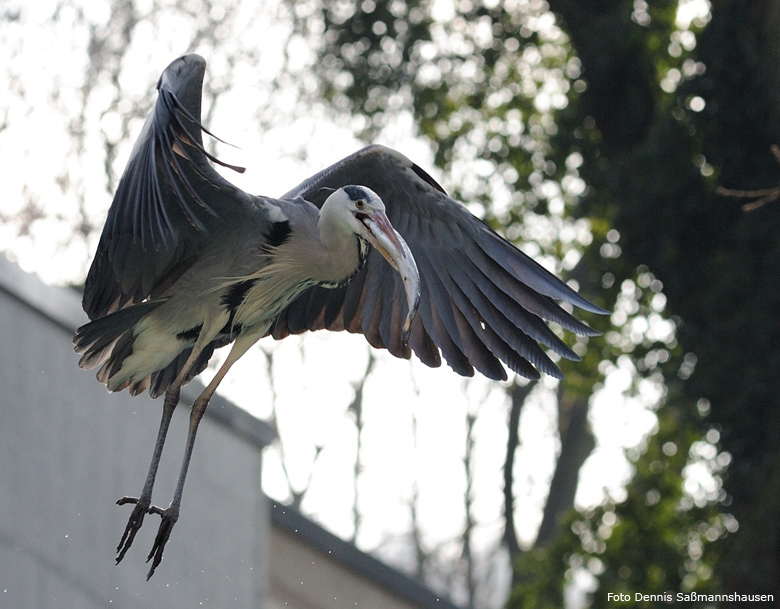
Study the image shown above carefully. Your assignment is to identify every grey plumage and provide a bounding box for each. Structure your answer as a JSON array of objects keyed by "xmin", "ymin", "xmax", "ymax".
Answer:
[
  {"xmin": 73, "ymin": 54, "xmax": 605, "ymax": 578},
  {"xmin": 272, "ymin": 145, "xmax": 604, "ymax": 379}
]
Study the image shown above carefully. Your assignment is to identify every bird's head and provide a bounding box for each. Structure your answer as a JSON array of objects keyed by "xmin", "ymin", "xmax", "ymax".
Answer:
[
  {"xmin": 321, "ymin": 185, "xmax": 421, "ymax": 344},
  {"xmin": 331, "ymin": 186, "xmax": 399, "ymax": 254}
]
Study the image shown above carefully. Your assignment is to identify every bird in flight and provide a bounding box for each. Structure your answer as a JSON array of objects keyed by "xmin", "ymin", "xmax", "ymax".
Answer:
[{"xmin": 74, "ymin": 54, "xmax": 605, "ymax": 579}]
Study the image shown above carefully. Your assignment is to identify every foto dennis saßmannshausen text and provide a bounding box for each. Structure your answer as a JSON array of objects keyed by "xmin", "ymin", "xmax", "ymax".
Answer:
[{"xmin": 607, "ymin": 592, "xmax": 775, "ymax": 603}]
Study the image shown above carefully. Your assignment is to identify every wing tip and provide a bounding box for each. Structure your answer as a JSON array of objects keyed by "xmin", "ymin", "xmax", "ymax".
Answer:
[
  {"xmin": 158, "ymin": 54, "xmax": 207, "ymax": 92},
  {"xmin": 571, "ymin": 297, "xmax": 610, "ymax": 316}
]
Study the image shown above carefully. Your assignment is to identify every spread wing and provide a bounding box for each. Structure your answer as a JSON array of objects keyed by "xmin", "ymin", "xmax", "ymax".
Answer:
[
  {"xmin": 83, "ymin": 53, "xmax": 604, "ymax": 382},
  {"xmin": 82, "ymin": 54, "xmax": 250, "ymax": 320},
  {"xmin": 273, "ymin": 145, "xmax": 606, "ymax": 380}
]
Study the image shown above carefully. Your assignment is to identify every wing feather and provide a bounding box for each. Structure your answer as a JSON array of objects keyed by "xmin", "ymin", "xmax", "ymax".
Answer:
[
  {"xmin": 82, "ymin": 54, "xmax": 248, "ymax": 320},
  {"xmin": 275, "ymin": 144, "xmax": 606, "ymax": 379},
  {"xmin": 445, "ymin": 250, "xmax": 563, "ymax": 378},
  {"xmin": 414, "ymin": 248, "xmax": 506, "ymax": 379}
]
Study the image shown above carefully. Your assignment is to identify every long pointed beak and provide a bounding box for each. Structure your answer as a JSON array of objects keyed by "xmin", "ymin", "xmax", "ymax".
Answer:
[{"xmin": 360, "ymin": 210, "xmax": 421, "ymax": 345}]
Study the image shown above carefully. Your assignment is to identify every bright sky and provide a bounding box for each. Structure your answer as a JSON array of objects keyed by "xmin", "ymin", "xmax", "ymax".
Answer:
[{"xmin": 0, "ymin": 1, "xmax": 715, "ymax": 606}]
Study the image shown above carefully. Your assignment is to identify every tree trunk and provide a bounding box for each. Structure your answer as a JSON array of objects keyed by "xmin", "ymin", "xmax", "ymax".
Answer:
[{"xmin": 535, "ymin": 392, "xmax": 594, "ymax": 548}]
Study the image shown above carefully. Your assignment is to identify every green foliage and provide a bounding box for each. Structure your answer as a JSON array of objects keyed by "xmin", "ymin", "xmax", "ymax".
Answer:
[
  {"xmin": 510, "ymin": 545, "xmax": 567, "ymax": 609},
  {"xmin": 287, "ymin": 0, "xmax": 433, "ymax": 127},
  {"xmin": 511, "ymin": 401, "xmax": 728, "ymax": 609},
  {"xmin": 574, "ymin": 407, "xmax": 727, "ymax": 606},
  {"xmin": 287, "ymin": 0, "xmax": 581, "ymax": 222},
  {"xmin": 548, "ymin": 0, "xmax": 780, "ymax": 598}
]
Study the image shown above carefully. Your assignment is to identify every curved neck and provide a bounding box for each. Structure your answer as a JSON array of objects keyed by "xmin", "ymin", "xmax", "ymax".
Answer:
[{"xmin": 309, "ymin": 203, "xmax": 366, "ymax": 287}]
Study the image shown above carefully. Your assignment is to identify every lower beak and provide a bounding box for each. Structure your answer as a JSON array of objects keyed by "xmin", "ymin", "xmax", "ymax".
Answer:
[{"xmin": 361, "ymin": 211, "xmax": 421, "ymax": 345}]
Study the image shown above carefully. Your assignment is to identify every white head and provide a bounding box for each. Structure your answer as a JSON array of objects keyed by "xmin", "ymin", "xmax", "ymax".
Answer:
[
  {"xmin": 319, "ymin": 185, "xmax": 421, "ymax": 343},
  {"xmin": 319, "ymin": 185, "xmax": 388, "ymax": 241}
]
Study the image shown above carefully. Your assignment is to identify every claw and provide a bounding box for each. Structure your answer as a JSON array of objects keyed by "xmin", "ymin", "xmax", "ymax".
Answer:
[
  {"xmin": 146, "ymin": 506, "xmax": 179, "ymax": 579},
  {"xmin": 115, "ymin": 495, "xmax": 167, "ymax": 565},
  {"xmin": 116, "ymin": 496, "xmax": 149, "ymax": 563}
]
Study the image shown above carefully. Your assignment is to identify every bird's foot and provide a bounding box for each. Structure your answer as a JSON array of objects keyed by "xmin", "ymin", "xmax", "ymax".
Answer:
[
  {"xmin": 145, "ymin": 504, "xmax": 179, "ymax": 580},
  {"xmin": 116, "ymin": 496, "xmax": 151, "ymax": 564}
]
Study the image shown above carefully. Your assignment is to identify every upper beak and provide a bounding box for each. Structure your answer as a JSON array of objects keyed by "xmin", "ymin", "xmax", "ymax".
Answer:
[{"xmin": 359, "ymin": 210, "xmax": 421, "ymax": 346}]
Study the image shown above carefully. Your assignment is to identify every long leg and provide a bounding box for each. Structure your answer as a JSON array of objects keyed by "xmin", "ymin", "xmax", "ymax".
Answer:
[
  {"xmin": 115, "ymin": 341, "xmax": 211, "ymax": 563},
  {"xmin": 115, "ymin": 384, "xmax": 179, "ymax": 563},
  {"xmin": 145, "ymin": 329, "xmax": 264, "ymax": 579}
]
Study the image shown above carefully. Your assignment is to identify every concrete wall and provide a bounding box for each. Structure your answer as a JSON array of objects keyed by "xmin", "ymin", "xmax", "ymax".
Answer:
[
  {"xmin": 0, "ymin": 256, "xmax": 272, "ymax": 608},
  {"xmin": 269, "ymin": 506, "xmax": 458, "ymax": 609}
]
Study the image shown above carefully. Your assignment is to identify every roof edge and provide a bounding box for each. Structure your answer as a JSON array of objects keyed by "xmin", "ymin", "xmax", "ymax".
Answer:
[{"xmin": 271, "ymin": 503, "xmax": 460, "ymax": 609}]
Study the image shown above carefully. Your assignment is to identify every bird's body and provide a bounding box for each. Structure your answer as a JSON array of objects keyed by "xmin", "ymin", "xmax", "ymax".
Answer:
[
  {"xmin": 79, "ymin": 188, "xmax": 415, "ymax": 398},
  {"xmin": 74, "ymin": 54, "xmax": 605, "ymax": 578}
]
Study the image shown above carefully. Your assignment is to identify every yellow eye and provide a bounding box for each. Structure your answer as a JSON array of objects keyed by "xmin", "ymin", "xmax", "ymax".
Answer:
[{"xmin": 355, "ymin": 199, "xmax": 365, "ymax": 209}]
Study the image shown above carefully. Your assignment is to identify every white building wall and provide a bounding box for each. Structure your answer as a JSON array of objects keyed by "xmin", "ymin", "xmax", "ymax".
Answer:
[{"xmin": 0, "ymin": 256, "xmax": 270, "ymax": 608}]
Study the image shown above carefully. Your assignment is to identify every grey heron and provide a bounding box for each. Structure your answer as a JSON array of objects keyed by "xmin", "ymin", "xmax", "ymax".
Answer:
[{"xmin": 73, "ymin": 54, "xmax": 605, "ymax": 578}]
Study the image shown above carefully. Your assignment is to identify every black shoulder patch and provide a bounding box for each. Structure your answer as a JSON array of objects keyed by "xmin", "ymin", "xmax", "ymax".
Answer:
[
  {"xmin": 265, "ymin": 220, "xmax": 291, "ymax": 248},
  {"xmin": 221, "ymin": 279, "xmax": 258, "ymax": 313},
  {"xmin": 176, "ymin": 323, "xmax": 203, "ymax": 343}
]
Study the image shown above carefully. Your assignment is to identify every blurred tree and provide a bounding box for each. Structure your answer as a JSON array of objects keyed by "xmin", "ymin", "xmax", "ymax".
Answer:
[
  {"xmin": 510, "ymin": 398, "xmax": 729, "ymax": 609},
  {"xmin": 288, "ymin": 0, "xmax": 779, "ymax": 604},
  {"xmin": 284, "ymin": 2, "xmax": 620, "ymax": 602},
  {"xmin": 547, "ymin": 0, "xmax": 780, "ymax": 599}
]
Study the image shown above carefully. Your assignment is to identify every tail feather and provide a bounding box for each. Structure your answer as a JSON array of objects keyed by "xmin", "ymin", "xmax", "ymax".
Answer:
[
  {"xmin": 74, "ymin": 297, "xmax": 231, "ymax": 398},
  {"xmin": 129, "ymin": 375, "xmax": 152, "ymax": 397},
  {"xmin": 74, "ymin": 299, "xmax": 168, "ymax": 392},
  {"xmin": 99, "ymin": 329, "xmax": 137, "ymax": 389},
  {"xmin": 74, "ymin": 300, "xmax": 167, "ymax": 363},
  {"xmin": 74, "ymin": 297, "xmax": 232, "ymax": 398}
]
